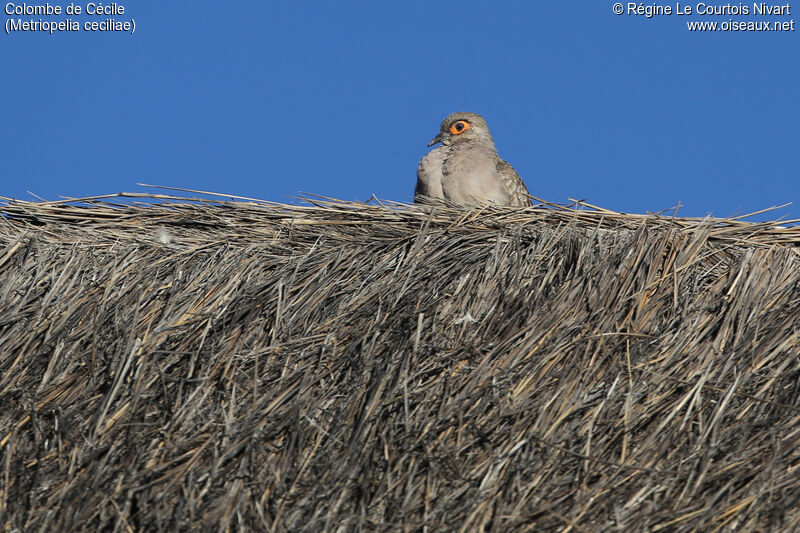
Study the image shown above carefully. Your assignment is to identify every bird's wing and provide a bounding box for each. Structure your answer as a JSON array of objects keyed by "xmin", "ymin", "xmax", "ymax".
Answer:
[
  {"xmin": 415, "ymin": 148, "xmax": 446, "ymax": 203},
  {"xmin": 496, "ymin": 159, "xmax": 531, "ymax": 207}
]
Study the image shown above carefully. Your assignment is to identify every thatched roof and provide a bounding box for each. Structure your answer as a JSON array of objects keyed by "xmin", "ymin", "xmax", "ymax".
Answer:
[{"xmin": 1, "ymin": 193, "xmax": 799, "ymax": 531}]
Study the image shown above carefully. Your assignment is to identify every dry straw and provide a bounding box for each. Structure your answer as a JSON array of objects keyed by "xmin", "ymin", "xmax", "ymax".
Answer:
[{"xmin": 0, "ymin": 190, "xmax": 798, "ymax": 531}]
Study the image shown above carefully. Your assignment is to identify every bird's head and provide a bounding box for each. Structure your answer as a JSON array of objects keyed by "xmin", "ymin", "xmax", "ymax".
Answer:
[{"xmin": 428, "ymin": 112, "xmax": 495, "ymax": 148}]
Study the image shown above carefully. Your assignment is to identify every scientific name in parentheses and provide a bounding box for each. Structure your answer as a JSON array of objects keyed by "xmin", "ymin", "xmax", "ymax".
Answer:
[
  {"xmin": 5, "ymin": 2, "xmax": 132, "ymax": 32},
  {"xmin": 8, "ymin": 17, "xmax": 132, "ymax": 32}
]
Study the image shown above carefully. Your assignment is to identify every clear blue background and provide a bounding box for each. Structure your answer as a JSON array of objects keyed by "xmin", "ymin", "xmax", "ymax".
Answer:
[{"xmin": 2, "ymin": 1, "xmax": 798, "ymax": 221}]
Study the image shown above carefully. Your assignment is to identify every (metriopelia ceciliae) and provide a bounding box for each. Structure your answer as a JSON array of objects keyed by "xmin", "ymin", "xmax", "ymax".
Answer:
[{"xmin": 415, "ymin": 112, "xmax": 531, "ymax": 207}]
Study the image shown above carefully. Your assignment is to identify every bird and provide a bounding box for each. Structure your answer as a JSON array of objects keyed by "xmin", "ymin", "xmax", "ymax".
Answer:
[{"xmin": 415, "ymin": 112, "xmax": 531, "ymax": 207}]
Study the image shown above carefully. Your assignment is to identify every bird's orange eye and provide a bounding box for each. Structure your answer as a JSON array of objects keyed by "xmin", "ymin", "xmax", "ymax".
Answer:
[{"xmin": 449, "ymin": 120, "xmax": 470, "ymax": 135}]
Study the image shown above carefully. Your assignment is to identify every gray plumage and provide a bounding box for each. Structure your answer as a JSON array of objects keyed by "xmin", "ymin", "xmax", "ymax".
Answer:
[{"xmin": 415, "ymin": 112, "xmax": 530, "ymax": 207}]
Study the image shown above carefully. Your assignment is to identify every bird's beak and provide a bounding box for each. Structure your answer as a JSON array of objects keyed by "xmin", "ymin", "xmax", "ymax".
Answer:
[{"xmin": 428, "ymin": 133, "xmax": 445, "ymax": 147}]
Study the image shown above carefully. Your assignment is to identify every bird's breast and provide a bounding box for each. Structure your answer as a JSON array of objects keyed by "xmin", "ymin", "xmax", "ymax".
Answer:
[{"xmin": 440, "ymin": 146, "xmax": 504, "ymax": 204}]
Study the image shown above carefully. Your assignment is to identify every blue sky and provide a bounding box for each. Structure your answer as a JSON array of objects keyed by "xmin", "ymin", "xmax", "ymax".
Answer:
[{"xmin": 2, "ymin": 2, "xmax": 798, "ymax": 221}]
